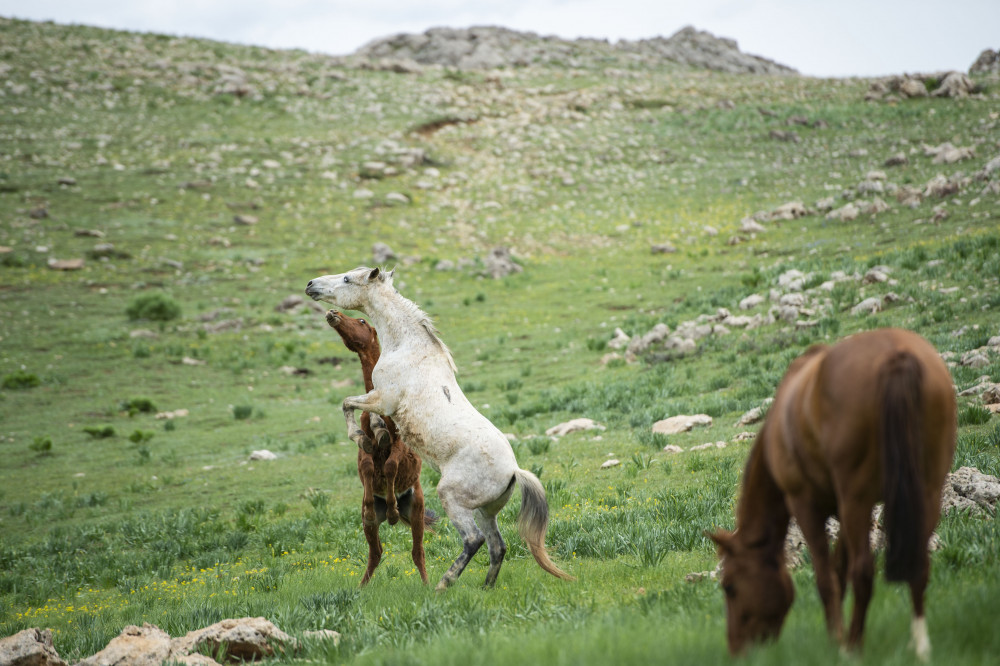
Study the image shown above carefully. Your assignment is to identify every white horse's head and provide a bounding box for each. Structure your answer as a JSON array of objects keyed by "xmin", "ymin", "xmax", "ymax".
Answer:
[{"xmin": 305, "ymin": 266, "xmax": 394, "ymax": 311}]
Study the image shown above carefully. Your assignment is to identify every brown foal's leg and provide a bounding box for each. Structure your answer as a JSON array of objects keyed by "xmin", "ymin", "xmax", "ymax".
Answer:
[{"xmin": 409, "ymin": 482, "xmax": 429, "ymax": 584}]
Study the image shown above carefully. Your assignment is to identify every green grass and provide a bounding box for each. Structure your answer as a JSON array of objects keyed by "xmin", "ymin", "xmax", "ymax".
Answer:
[{"xmin": 1, "ymin": 14, "xmax": 999, "ymax": 665}]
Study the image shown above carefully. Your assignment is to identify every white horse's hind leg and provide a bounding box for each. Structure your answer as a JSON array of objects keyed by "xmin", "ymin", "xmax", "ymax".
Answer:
[
  {"xmin": 435, "ymin": 484, "xmax": 485, "ymax": 591},
  {"xmin": 477, "ymin": 509, "xmax": 507, "ymax": 588}
]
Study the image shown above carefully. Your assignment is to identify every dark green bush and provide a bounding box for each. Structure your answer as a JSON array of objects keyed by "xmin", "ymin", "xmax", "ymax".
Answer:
[
  {"xmin": 83, "ymin": 425, "xmax": 116, "ymax": 439},
  {"xmin": 125, "ymin": 293, "xmax": 181, "ymax": 321},
  {"xmin": 2, "ymin": 370, "xmax": 40, "ymax": 390}
]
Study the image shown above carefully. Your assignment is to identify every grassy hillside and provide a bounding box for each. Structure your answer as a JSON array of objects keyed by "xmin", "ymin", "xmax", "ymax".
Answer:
[{"xmin": 1, "ymin": 16, "xmax": 999, "ymax": 664}]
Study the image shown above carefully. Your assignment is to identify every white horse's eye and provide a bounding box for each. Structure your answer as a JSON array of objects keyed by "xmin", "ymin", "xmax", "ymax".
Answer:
[{"xmin": 343, "ymin": 276, "xmax": 350, "ymax": 283}]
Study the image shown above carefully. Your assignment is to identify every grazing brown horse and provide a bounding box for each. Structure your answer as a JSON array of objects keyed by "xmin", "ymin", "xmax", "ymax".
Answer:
[
  {"xmin": 326, "ymin": 309, "xmax": 431, "ymax": 586},
  {"xmin": 710, "ymin": 328, "xmax": 956, "ymax": 660}
]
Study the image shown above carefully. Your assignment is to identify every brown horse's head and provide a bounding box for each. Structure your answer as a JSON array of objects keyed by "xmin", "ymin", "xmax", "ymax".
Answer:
[
  {"xmin": 326, "ymin": 309, "xmax": 379, "ymax": 356},
  {"xmin": 709, "ymin": 529, "xmax": 795, "ymax": 655}
]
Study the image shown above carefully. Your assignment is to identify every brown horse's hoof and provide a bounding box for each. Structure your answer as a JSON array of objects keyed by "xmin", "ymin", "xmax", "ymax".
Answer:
[
  {"xmin": 355, "ymin": 432, "xmax": 374, "ymax": 454},
  {"xmin": 373, "ymin": 426, "xmax": 391, "ymax": 451}
]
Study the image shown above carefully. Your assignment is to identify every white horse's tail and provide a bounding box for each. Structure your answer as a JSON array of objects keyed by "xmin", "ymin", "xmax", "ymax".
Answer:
[{"xmin": 513, "ymin": 468, "xmax": 575, "ymax": 581}]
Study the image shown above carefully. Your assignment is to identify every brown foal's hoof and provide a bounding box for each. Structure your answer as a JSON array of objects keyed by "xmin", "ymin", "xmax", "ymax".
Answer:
[{"xmin": 373, "ymin": 426, "xmax": 391, "ymax": 451}]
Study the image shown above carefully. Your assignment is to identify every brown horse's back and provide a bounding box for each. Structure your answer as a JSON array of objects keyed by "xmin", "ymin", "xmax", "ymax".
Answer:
[{"xmin": 769, "ymin": 328, "xmax": 955, "ymax": 511}]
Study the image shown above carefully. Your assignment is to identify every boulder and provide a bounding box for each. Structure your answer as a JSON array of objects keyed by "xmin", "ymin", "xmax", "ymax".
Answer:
[
  {"xmin": 851, "ymin": 297, "xmax": 883, "ymax": 316},
  {"xmin": 249, "ymin": 450, "xmax": 278, "ymax": 461},
  {"xmin": 75, "ymin": 624, "xmax": 171, "ymax": 666},
  {"xmin": 169, "ymin": 618, "xmax": 297, "ymax": 663},
  {"xmin": 482, "ymin": 246, "xmax": 522, "ymax": 279},
  {"xmin": 372, "ymin": 242, "xmax": 396, "ymax": 264},
  {"xmin": 0, "ymin": 629, "xmax": 67, "ymax": 666},
  {"xmin": 735, "ymin": 399, "xmax": 773, "ymax": 427},
  {"xmin": 931, "ymin": 71, "xmax": 976, "ymax": 98},
  {"xmin": 942, "ymin": 467, "xmax": 1000, "ymax": 515},
  {"xmin": 969, "ymin": 48, "xmax": 1000, "ymax": 75},
  {"xmin": 898, "ymin": 78, "xmax": 927, "ymax": 98},
  {"xmin": 627, "ymin": 323, "xmax": 671, "ymax": 354},
  {"xmin": 607, "ymin": 327, "xmax": 631, "ymax": 350},
  {"xmin": 545, "ymin": 418, "xmax": 605, "ymax": 437},
  {"xmin": 739, "ymin": 294, "xmax": 765, "ymax": 310},
  {"xmin": 652, "ymin": 414, "xmax": 712, "ymax": 435}
]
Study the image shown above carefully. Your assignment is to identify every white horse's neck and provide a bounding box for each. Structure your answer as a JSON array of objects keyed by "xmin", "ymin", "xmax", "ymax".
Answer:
[{"xmin": 363, "ymin": 282, "xmax": 457, "ymax": 373}]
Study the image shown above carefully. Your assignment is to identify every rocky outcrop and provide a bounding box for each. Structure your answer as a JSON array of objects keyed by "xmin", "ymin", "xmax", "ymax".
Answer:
[
  {"xmin": 969, "ymin": 48, "xmax": 1000, "ymax": 75},
  {"xmin": 355, "ymin": 25, "xmax": 796, "ymax": 74}
]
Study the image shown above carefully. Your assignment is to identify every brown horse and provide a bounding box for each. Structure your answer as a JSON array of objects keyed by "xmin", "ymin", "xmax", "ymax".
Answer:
[
  {"xmin": 710, "ymin": 328, "xmax": 956, "ymax": 660},
  {"xmin": 326, "ymin": 309, "xmax": 431, "ymax": 586}
]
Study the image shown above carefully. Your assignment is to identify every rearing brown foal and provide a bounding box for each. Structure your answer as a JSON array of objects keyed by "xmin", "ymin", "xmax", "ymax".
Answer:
[
  {"xmin": 710, "ymin": 328, "xmax": 956, "ymax": 660},
  {"xmin": 326, "ymin": 309, "xmax": 430, "ymax": 586}
]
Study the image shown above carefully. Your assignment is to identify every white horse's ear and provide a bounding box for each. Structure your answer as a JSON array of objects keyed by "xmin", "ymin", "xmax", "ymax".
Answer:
[{"xmin": 368, "ymin": 267, "xmax": 381, "ymax": 282}]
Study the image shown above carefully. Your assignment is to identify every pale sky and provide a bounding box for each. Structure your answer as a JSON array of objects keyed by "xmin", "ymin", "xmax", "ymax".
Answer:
[{"xmin": 2, "ymin": 0, "xmax": 997, "ymax": 78}]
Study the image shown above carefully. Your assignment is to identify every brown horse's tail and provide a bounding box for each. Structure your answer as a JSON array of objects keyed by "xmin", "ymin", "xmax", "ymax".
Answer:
[
  {"xmin": 879, "ymin": 350, "xmax": 926, "ymax": 583},
  {"xmin": 513, "ymin": 468, "xmax": 575, "ymax": 581}
]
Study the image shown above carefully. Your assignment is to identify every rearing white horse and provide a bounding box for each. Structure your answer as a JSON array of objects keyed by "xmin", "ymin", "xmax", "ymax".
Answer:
[{"xmin": 306, "ymin": 266, "xmax": 572, "ymax": 590}]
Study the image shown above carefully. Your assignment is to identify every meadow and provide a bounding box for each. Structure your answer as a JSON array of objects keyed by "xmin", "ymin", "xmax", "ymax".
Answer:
[{"xmin": 1, "ymin": 16, "xmax": 999, "ymax": 664}]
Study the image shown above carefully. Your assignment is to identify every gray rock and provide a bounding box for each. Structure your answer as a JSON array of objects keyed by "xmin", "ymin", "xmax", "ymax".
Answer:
[
  {"xmin": 931, "ymin": 71, "xmax": 976, "ymax": 98},
  {"xmin": 0, "ymin": 629, "xmax": 67, "ymax": 666},
  {"xmin": 851, "ymin": 297, "xmax": 883, "ymax": 316},
  {"xmin": 652, "ymin": 414, "xmax": 712, "ymax": 435},
  {"xmin": 970, "ymin": 48, "xmax": 1000, "ymax": 75},
  {"xmin": 372, "ymin": 242, "xmax": 397, "ymax": 265},
  {"xmin": 627, "ymin": 323, "xmax": 671, "ymax": 354},
  {"xmin": 739, "ymin": 294, "xmax": 765, "ymax": 310},
  {"xmin": 942, "ymin": 467, "xmax": 1000, "ymax": 514},
  {"xmin": 545, "ymin": 418, "xmax": 605, "ymax": 437},
  {"xmin": 482, "ymin": 246, "xmax": 522, "ymax": 279},
  {"xmin": 607, "ymin": 327, "xmax": 631, "ymax": 350}
]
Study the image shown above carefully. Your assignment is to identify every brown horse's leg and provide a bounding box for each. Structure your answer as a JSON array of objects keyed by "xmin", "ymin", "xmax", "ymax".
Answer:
[
  {"xmin": 839, "ymin": 502, "xmax": 876, "ymax": 651},
  {"xmin": 359, "ymin": 451, "xmax": 382, "ymax": 587},
  {"xmin": 791, "ymin": 501, "xmax": 843, "ymax": 643},
  {"xmin": 409, "ymin": 482, "xmax": 429, "ymax": 584},
  {"xmin": 908, "ymin": 492, "xmax": 941, "ymax": 661},
  {"xmin": 375, "ymin": 426, "xmax": 402, "ymax": 525}
]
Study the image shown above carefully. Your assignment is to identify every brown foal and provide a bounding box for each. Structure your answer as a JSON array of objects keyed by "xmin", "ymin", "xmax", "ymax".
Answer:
[{"xmin": 326, "ymin": 309, "xmax": 430, "ymax": 586}]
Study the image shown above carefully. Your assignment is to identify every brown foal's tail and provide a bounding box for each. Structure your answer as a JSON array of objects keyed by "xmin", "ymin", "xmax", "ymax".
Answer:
[
  {"xmin": 879, "ymin": 350, "xmax": 926, "ymax": 582},
  {"xmin": 513, "ymin": 468, "xmax": 575, "ymax": 581}
]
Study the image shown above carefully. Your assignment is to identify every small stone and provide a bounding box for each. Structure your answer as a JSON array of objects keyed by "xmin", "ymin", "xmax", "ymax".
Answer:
[{"xmin": 601, "ymin": 459, "xmax": 620, "ymax": 469}]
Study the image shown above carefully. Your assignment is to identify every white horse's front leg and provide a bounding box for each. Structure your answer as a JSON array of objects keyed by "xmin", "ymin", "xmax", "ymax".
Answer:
[{"xmin": 343, "ymin": 390, "xmax": 385, "ymax": 446}]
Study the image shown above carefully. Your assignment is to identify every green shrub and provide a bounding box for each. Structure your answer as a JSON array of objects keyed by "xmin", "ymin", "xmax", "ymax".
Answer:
[
  {"xmin": 120, "ymin": 397, "xmax": 156, "ymax": 416},
  {"xmin": 128, "ymin": 429, "xmax": 155, "ymax": 444},
  {"xmin": 2, "ymin": 370, "xmax": 40, "ymax": 390},
  {"xmin": 83, "ymin": 425, "xmax": 116, "ymax": 439},
  {"xmin": 232, "ymin": 405, "xmax": 254, "ymax": 420},
  {"xmin": 29, "ymin": 436, "xmax": 53, "ymax": 455},
  {"xmin": 125, "ymin": 293, "xmax": 181, "ymax": 321}
]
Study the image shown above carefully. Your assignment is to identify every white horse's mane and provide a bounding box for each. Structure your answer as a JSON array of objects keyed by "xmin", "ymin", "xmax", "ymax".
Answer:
[{"xmin": 367, "ymin": 266, "xmax": 458, "ymax": 374}]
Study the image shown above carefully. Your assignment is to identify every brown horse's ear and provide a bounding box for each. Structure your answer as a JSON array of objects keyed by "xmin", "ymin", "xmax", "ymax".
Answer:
[{"xmin": 707, "ymin": 529, "xmax": 735, "ymax": 556}]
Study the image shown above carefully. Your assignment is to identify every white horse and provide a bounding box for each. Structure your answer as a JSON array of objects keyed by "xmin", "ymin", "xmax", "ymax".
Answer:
[{"xmin": 306, "ymin": 266, "xmax": 572, "ymax": 590}]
